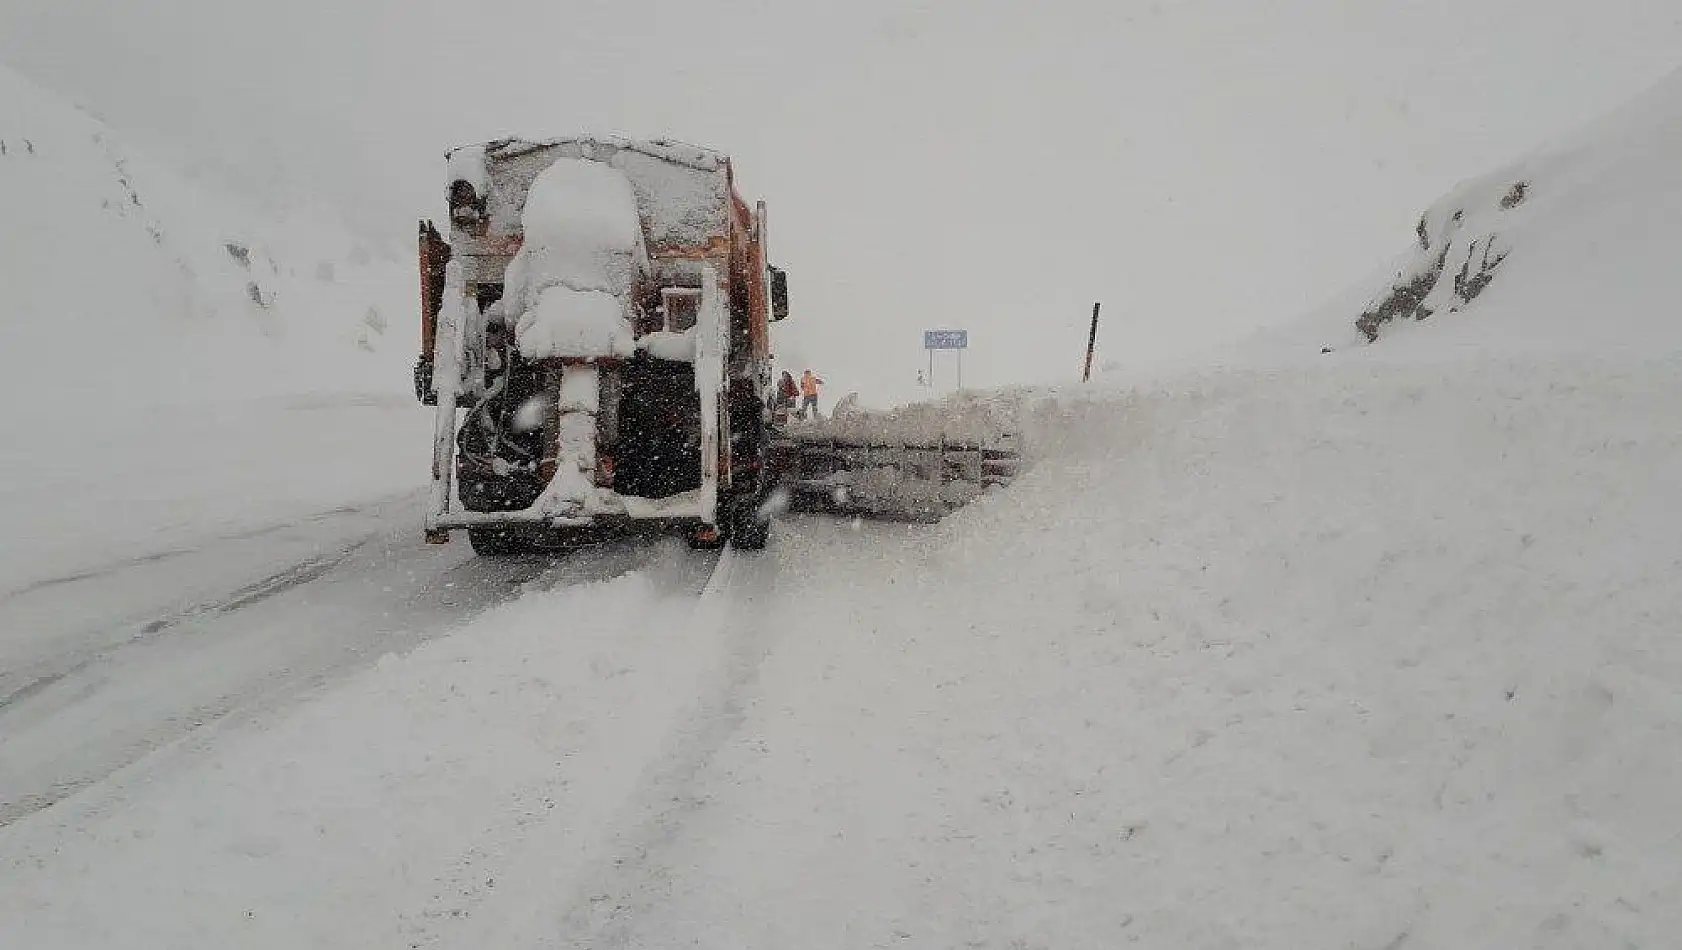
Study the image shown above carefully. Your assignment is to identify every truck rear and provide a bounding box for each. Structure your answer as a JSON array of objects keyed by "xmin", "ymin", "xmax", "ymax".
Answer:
[{"xmin": 415, "ymin": 137, "xmax": 790, "ymax": 555}]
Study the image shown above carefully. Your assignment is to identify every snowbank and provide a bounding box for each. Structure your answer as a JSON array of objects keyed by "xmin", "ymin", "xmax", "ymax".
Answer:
[
  {"xmin": 533, "ymin": 359, "xmax": 1682, "ymax": 949},
  {"xmin": 797, "ymin": 386, "xmax": 1030, "ymax": 450}
]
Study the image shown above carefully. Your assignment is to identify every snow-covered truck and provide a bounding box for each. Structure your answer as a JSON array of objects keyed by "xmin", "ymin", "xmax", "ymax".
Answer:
[{"xmin": 415, "ymin": 137, "xmax": 791, "ymax": 555}]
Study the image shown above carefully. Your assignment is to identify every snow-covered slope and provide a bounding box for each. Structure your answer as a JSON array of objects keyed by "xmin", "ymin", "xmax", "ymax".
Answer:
[
  {"xmin": 1228, "ymin": 65, "xmax": 1682, "ymax": 365},
  {"xmin": 0, "ymin": 63, "xmax": 428, "ymax": 591},
  {"xmin": 0, "ymin": 62, "xmax": 412, "ymax": 398}
]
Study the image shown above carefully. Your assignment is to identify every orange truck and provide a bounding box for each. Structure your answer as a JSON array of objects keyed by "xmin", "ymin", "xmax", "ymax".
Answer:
[{"xmin": 415, "ymin": 137, "xmax": 790, "ymax": 555}]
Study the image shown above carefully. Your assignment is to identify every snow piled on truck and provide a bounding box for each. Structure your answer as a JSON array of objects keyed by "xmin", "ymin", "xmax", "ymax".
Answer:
[
  {"xmin": 503, "ymin": 158, "xmax": 641, "ymax": 361},
  {"xmin": 516, "ymin": 287, "xmax": 632, "ymax": 361},
  {"xmin": 635, "ymin": 327, "xmax": 697, "ymax": 362},
  {"xmin": 470, "ymin": 138, "xmax": 730, "ymax": 253},
  {"xmin": 444, "ymin": 143, "xmax": 488, "ymax": 195},
  {"xmin": 613, "ymin": 146, "xmax": 730, "ymax": 249},
  {"xmin": 533, "ymin": 362, "xmax": 604, "ymax": 515}
]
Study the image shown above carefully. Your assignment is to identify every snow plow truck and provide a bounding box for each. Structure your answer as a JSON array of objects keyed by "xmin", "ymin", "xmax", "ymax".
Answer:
[
  {"xmin": 415, "ymin": 135, "xmax": 1023, "ymax": 556},
  {"xmin": 415, "ymin": 136, "xmax": 790, "ymax": 555}
]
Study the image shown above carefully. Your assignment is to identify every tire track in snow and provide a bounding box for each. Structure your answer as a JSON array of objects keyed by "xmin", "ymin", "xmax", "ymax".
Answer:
[
  {"xmin": 0, "ymin": 492, "xmax": 414, "ymax": 605},
  {"xmin": 0, "ymin": 521, "xmax": 666, "ymax": 830},
  {"xmin": 547, "ymin": 546, "xmax": 789, "ymax": 948},
  {"xmin": 388, "ymin": 541, "xmax": 730, "ymax": 949},
  {"xmin": 406, "ymin": 542, "xmax": 788, "ymax": 950},
  {"xmin": 0, "ymin": 541, "xmax": 370, "ymax": 716}
]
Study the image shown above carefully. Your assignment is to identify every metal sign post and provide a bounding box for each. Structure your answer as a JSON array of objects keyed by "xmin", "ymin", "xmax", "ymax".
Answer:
[
  {"xmin": 923, "ymin": 329, "xmax": 968, "ymax": 389},
  {"xmin": 1083, "ymin": 302, "xmax": 1101, "ymax": 383}
]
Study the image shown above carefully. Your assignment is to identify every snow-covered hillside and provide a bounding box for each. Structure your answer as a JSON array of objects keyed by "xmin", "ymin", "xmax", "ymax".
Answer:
[
  {"xmin": 0, "ymin": 62, "xmax": 428, "ymax": 591},
  {"xmin": 1228, "ymin": 66, "xmax": 1682, "ymax": 365},
  {"xmin": 0, "ymin": 62, "xmax": 413, "ymax": 396}
]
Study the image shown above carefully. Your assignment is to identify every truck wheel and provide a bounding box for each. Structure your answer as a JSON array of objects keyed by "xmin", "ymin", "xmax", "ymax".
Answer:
[
  {"xmin": 468, "ymin": 527, "xmax": 527, "ymax": 557},
  {"xmin": 730, "ymin": 496, "xmax": 771, "ymax": 550}
]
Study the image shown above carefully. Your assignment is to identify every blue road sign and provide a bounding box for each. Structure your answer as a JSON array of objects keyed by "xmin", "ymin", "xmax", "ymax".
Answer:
[{"xmin": 924, "ymin": 329, "xmax": 968, "ymax": 350}]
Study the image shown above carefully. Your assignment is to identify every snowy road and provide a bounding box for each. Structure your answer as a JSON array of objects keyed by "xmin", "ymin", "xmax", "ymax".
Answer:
[
  {"xmin": 7, "ymin": 362, "xmax": 1682, "ymax": 948},
  {"xmin": 0, "ymin": 493, "xmax": 712, "ymax": 828}
]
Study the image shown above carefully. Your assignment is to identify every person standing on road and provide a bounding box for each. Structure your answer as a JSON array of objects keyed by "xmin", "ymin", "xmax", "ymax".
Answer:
[
  {"xmin": 799, "ymin": 369, "xmax": 824, "ymax": 421},
  {"xmin": 775, "ymin": 371, "xmax": 798, "ymax": 424}
]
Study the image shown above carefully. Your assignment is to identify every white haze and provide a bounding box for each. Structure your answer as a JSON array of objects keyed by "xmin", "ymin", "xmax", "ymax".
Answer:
[{"xmin": 3, "ymin": 0, "xmax": 1680, "ymax": 405}]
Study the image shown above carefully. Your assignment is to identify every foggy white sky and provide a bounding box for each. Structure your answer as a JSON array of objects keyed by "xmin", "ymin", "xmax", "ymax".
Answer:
[{"xmin": 3, "ymin": 0, "xmax": 1680, "ymax": 403}]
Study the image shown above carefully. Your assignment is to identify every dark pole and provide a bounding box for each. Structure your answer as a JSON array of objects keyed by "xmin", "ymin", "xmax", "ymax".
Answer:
[{"xmin": 1082, "ymin": 302, "xmax": 1101, "ymax": 382}]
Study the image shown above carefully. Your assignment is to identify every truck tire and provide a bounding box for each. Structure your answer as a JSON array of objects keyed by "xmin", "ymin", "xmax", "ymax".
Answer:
[
  {"xmin": 730, "ymin": 496, "xmax": 771, "ymax": 550},
  {"xmin": 468, "ymin": 526, "xmax": 527, "ymax": 557}
]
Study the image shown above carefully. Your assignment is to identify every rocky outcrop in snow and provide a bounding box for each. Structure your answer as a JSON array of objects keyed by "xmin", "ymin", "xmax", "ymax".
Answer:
[
  {"xmin": 1355, "ymin": 176, "xmax": 1521, "ymax": 343},
  {"xmin": 1339, "ymin": 65, "xmax": 1682, "ymax": 354}
]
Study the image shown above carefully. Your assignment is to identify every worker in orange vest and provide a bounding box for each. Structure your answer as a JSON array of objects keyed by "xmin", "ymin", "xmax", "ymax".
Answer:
[{"xmin": 799, "ymin": 369, "xmax": 824, "ymax": 421}]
